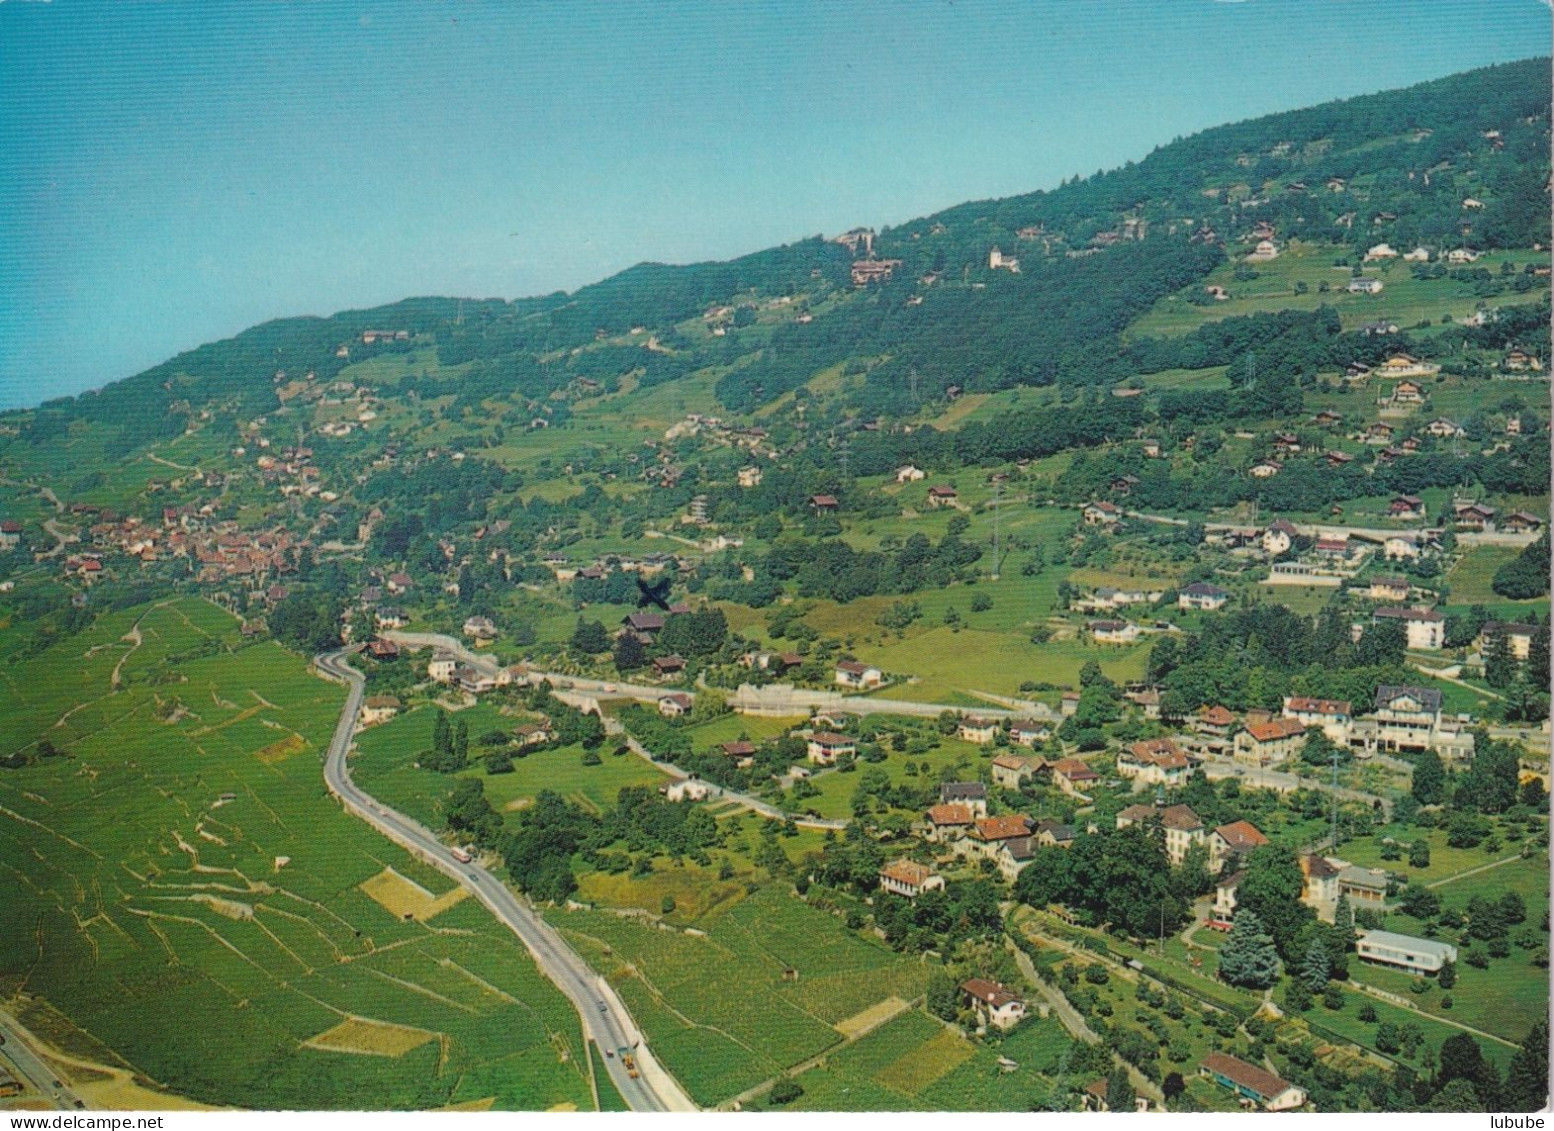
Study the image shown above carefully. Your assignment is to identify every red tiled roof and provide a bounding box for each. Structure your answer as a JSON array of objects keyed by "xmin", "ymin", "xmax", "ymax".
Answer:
[
  {"xmin": 1200, "ymin": 1052, "xmax": 1295, "ymax": 1101},
  {"xmin": 974, "ymin": 815, "xmax": 1035, "ymax": 842},
  {"xmin": 1244, "ymin": 718, "xmax": 1305, "ymax": 743},
  {"xmin": 1214, "ymin": 820, "xmax": 1269, "ymax": 852},
  {"xmin": 880, "ymin": 859, "xmax": 936, "ymax": 887},
  {"xmin": 809, "ymin": 731, "xmax": 855, "ymax": 747},
  {"xmin": 1285, "ymin": 697, "xmax": 1350, "ymax": 716},
  {"xmin": 960, "ymin": 978, "xmax": 1020, "ymax": 1008},
  {"xmin": 928, "ymin": 803, "xmax": 974, "ymax": 826},
  {"xmin": 1200, "ymin": 705, "xmax": 1235, "ymax": 726}
]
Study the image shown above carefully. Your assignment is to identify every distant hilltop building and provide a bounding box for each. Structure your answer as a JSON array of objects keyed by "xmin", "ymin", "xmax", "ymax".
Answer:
[
  {"xmin": 988, "ymin": 246, "xmax": 1021, "ymax": 273},
  {"xmin": 361, "ymin": 329, "xmax": 410, "ymax": 344},
  {"xmin": 833, "ymin": 227, "xmax": 876, "ymax": 256}
]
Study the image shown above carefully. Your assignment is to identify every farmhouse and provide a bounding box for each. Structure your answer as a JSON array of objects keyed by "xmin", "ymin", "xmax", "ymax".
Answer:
[
  {"xmin": 960, "ymin": 979, "xmax": 1026, "ymax": 1031},
  {"xmin": 1389, "ymin": 494, "xmax": 1426, "ymax": 519},
  {"xmin": 652, "ymin": 655, "xmax": 687, "ymax": 678},
  {"xmin": 1178, "ymin": 581, "xmax": 1229, "ymax": 611},
  {"xmin": 1503, "ymin": 511, "xmax": 1544, "ymax": 534},
  {"xmin": 1377, "ymin": 354, "xmax": 1441, "ymax": 379},
  {"xmin": 1199, "ymin": 1052, "xmax": 1307, "ymax": 1112},
  {"xmin": 1249, "ymin": 459, "xmax": 1283, "ymax": 479},
  {"xmin": 1347, "ymin": 276, "xmax": 1383, "ymax": 294},
  {"xmin": 878, "ymin": 859, "xmax": 945, "ymax": 899},
  {"xmin": 359, "ymin": 695, "xmax": 401, "ymax": 726},
  {"xmin": 926, "ymin": 485, "xmax": 959, "ymax": 507},
  {"xmin": 807, "ymin": 731, "xmax": 856, "ymax": 765},
  {"xmin": 1372, "ymin": 606, "xmax": 1445, "ymax": 650},
  {"xmin": 834, "ymin": 660, "xmax": 884, "ymax": 689},
  {"xmin": 663, "ymin": 777, "xmax": 713, "ymax": 802},
  {"xmin": 454, "ymin": 667, "xmax": 496, "ymax": 694},
  {"xmin": 513, "ymin": 722, "xmax": 553, "ymax": 748},
  {"xmin": 427, "ymin": 653, "xmax": 458, "ymax": 682},
  {"xmin": 808, "ymin": 494, "xmax": 840, "ymax": 512},
  {"xmin": 895, "ymin": 465, "xmax": 926, "ymax": 483},
  {"xmin": 1233, "ymin": 717, "xmax": 1306, "ymax": 766},
  {"xmin": 1356, "ymin": 929, "xmax": 1458, "ymax": 974}
]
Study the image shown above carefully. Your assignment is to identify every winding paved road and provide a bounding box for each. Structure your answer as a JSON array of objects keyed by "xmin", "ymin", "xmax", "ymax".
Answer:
[{"xmin": 312, "ymin": 648, "xmax": 696, "ymax": 1113}]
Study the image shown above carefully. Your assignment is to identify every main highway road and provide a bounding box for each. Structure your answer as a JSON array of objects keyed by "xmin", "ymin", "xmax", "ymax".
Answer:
[{"xmin": 313, "ymin": 648, "xmax": 696, "ymax": 1113}]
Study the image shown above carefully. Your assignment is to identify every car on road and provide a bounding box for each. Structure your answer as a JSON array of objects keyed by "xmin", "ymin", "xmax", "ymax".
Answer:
[
  {"xmin": 597, "ymin": 1000, "xmax": 608, "ymax": 1013},
  {"xmin": 468, "ymin": 873, "xmax": 480, "ymax": 882},
  {"xmin": 603, "ymin": 683, "xmax": 617, "ymax": 693}
]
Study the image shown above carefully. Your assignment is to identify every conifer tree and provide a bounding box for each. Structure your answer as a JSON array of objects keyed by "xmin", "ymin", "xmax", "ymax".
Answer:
[{"xmin": 1218, "ymin": 909, "xmax": 1280, "ymax": 988}]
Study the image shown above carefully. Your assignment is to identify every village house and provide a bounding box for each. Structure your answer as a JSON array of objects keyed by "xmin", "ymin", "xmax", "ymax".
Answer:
[
  {"xmin": 991, "ymin": 752, "xmax": 1045, "ymax": 789},
  {"xmin": 1193, "ymin": 704, "xmax": 1238, "ymax": 750},
  {"xmin": 895, "ymin": 464, "xmax": 926, "ymax": 483},
  {"xmin": 1366, "ymin": 575, "xmax": 1412, "ymax": 602},
  {"xmin": 1347, "ymin": 276, "xmax": 1384, "ymax": 294},
  {"xmin": 1116, "ymin": 803, "xmax": 1204, "ymax": 866},
  {"xmin": 1051, "ymin": 757, "xmax": 1099, "ymax": 798},
  {"xmin": 1083, "ymin": 1077, "xmax": 1153, "ymax": 1114},
  {"xmin": 1426, "ymin": 417, "xmax": 1464, "ymax": 438},
  {"xmin": 926, "ymin": 485, "xmax": 959, "ymax": 508},
  {"xmin": 1249, "ymin": 458, "xmax": 1283, "ymax": 479},
  {"xmin": 1301, "ymin": 854, "xmax": 1344, "ymax": 913},
  {"xmin": 386, "ymin": 571, "xmax": 414, "ymax": 595},
  {"xmin": 1365, "ymin": 685, "xmax": 1443, "ymax": 753},
  {"xmin": 374, "ymin": 606, "xmax": 408, "ymax": 630},
  {"xmin": 1178, "ymin": 581, "xmax": 1229, "ymax": 611},
  {"xmin": 806, "ymin": 731, "xmax": 856, "ymax": 765},
  {"xmin": 1377, "ymin": 354, "xmax": 1441, "ymax": 379},
  {"xmin": 1372, "ymin": 606, "xmax": 1445, "ymax": 650},
  {"xmin": 1007, "ymin": 719, "xmax": 1051, "ymax": 747},
  {"xmin": 834, "ymin": 660, "xmax": 884, "ymax": 689},
  {"xmin": 623, "ymin": 611, "xmax": 666, "ymax": 638},
  {"xmin": 1261, "ymin": 518, "xmax": 1298, "ymax": 556},
  {"xmin": 1233, "ymin": 717, "xmax": 1306, "ymax": 766},
  {"xmin": 1199, "ymin": 1052, "xmax": 1307, "ymax": 1112},
  {"xmin": 1082, "ymin": 500, "xmax": 1123, "ymax": 528},
  {"xmin": 1211, "ymin": 871, "xmax": 1245, "ymax": 925},
  {"xmin": 1282, "ymin": 696, "xmax": 1352, "ymax": 742},
  {"xmin": 1505, "ymin": 348, "xmax": 1543, "ymax": 372},
  {"xmin": 1384, "ymin": 535, "xmax": 1422, "ymax": 561},
  {"xmin": 926, "ymin": 803, "xmax": 975, "ymax": 842},
  {"xmin": 358, "ymin": 695, "xmax": 401, "ymax": 726},
  {"xmin": 0, "ymin": 520, "xmax": 20, "ymax": 550},
  {"xmin": 808, "ymin": 494, "xmax": 840, "ymax": 512},
  {"xmin": 1453, "ymin": 502, "xmax": 1497, "ymax": 531},
  {"xmin": 365, "ymin": 638, "xmax": 400, "ymax": 661},
  {"xmin": 940, "ymin": 781, "xmax": 989, "ymax": 816},
  {"xmin": 1478, "ymin": 621, "xmax": 1537, "ymax": 661},
  {"xmin": 652, "ymin": 655, "xmax": 687, "ymax": 678},
  {"xmin": 1356, "ymin": 929, "xmax": 1458, "ymax": 975},
  {"xmin": 513, "ymin": 722, "xmax": 553, "ymax": 748},
  {"xmin": 454, "ymin": 666, "xmax": 496, "ymax": 694},
  {"xmin": 1503, "ymin": 511, "xmax": 1544, "ymax": 534},
  {"xmin": 1210, "ymin": 820, "xmax": 1269, "ymax": 873},
  {"xmin": 1116, "ymin": 738, "xmax": 1191, "ymax": 786},
  {"xmin": 462, "ymin": 615, "xmax": 498, "ymax": 641},
  {"xmin": 1389, "ymin": 494, "xmax": 1426, "ymax": 520},
  {"xmin": 657, "ymin": 693, "xmax": 693, "ymax": 718},
  {"xmin": 737, "ymin": 466, "xmax": 763, "ymax": 488},
  {"xmin": 1087, "ymin": 619, "xmax": 1140, "ymax": 645},
  {"xmin": 878, "ymin": 859, "xmax": 945, "ymax": 900},
  {"xmin": 956, "ymin": 716, "xmax": 1000, "ymax": 744},
  {"xmin": 427, "ymin": 652, "xmax": 458, "ymax": 682},
  {"xmin": 1060, "ymin": 691, "xmax": 1081, "ymax": 717},
  {"xmin": 960, "ymin": 979, "xmax": 1026, "ymax": 1031},
  {"xmin": 1033, "ymin": 818, "xmax": 1076, "ymax": 849}
]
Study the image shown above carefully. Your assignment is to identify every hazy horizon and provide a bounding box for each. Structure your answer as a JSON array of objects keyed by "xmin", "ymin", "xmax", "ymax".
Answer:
[{"xmin": 1, "ymin": 0, "xmax": 1548, "ymax": 410}]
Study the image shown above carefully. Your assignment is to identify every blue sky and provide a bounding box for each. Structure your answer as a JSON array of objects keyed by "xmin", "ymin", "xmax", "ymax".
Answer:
[{"xmin": 0, "ymin": 0, "xmax": 1547, "ymax": 409}]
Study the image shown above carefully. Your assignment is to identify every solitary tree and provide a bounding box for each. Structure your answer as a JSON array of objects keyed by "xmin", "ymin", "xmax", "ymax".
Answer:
[{"xmin": 1218, "ymin": 909, "xmax": 1281, "ymax": 988}]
